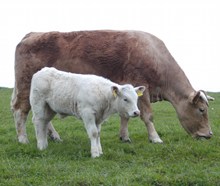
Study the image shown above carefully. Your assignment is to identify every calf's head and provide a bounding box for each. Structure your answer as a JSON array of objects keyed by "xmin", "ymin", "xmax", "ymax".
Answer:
[
  {"xmin": 176, "ymin": 91, "xmax": 213, "ymax": 139},
  {"xmin": 112, "ymin": 85, "xmax": 145, "ymax": 118}
]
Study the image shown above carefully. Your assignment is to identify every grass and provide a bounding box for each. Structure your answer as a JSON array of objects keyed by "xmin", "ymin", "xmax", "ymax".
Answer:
[{"xmin": 0, "ymin": 87, "xmax": 220, "ymax": 186}]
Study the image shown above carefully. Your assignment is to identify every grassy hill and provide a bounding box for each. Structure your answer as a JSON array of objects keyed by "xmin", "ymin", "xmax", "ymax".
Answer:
[{"xmin": 1, "ymin": 88, "xmax": 220, "ymax": 185}]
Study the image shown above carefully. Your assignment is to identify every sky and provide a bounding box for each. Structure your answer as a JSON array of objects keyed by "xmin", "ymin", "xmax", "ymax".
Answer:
[{"xmin": 0, "ymin": 0, "xmax": 219, "ymax": 91}]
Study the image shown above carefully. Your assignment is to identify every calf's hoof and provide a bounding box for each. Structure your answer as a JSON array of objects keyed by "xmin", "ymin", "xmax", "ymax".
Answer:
[
  {"xmin": 91, "ymin": 148, "xmax": 101, "ymax": 158},
  {"xmin": 18, "ymin": 135, "xmax": 29, "ymax": 144},
  {"xmin": 48, "ymin": 132, "xmax": 62, "ymax": 142},
  {"xmin": 37, "ymin": 141, "xmax": 48, "ymax": 150}
]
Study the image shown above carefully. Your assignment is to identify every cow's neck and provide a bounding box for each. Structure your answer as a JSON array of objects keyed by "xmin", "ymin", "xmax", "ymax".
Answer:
[
  {"xmin": 161, "ymin": 64, "xmax": 195, "ymax": 106},
  {"xmin": 164, "ymin": 83, "xmax": 194, "ymax": 106}
]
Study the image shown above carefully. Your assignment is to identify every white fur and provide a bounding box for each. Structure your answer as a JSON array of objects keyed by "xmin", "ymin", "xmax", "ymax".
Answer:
[{"xmin": 30, "ymin": 67, "xmax": 145, "ymax": 158}]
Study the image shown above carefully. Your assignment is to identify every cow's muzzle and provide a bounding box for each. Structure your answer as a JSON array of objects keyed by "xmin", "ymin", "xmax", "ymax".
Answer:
[{"xmin": 196, "ymin": 131, "xmax": 213, "ymax": 140}]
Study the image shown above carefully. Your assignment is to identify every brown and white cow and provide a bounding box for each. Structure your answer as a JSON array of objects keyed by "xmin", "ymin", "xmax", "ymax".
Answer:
[{"xmin": 11, "ymin": 30, "xmax": 213, "ymax": 144}]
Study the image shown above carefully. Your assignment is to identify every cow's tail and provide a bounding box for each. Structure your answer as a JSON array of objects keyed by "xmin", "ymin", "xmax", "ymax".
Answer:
[{"xmin": 10, "ymin": 82, "xmax": 17, "ymax": 112}]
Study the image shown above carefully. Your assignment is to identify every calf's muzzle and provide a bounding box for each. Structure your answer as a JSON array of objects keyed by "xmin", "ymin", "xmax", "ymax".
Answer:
[{"xmin": 132, "ymin": 110, "xmax": 140, "ymax": 117}]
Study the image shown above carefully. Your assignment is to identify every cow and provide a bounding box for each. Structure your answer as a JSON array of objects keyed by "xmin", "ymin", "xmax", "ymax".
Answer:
[
  {"xmin": 11, "ymin": 30, "xmax": 214, "ymax": 145},
  {"xmin": 30, "ymin": 67, "xmax": 145, "ymax": 157}
]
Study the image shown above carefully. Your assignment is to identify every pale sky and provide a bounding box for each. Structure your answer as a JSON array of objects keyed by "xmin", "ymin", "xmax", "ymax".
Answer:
[{"xmin": 0, "ymin": 0, "xmax": 219, "ymax": 91}]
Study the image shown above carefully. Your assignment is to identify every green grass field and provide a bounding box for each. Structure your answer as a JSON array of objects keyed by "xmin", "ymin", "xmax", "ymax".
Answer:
[{"xmin": 1, "ymin": 87, "xmax": 220, "ymax": 186}]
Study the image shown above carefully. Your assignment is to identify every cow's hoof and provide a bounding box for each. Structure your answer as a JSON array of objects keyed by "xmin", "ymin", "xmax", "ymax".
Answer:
[
  {"xmin": 18, "ymin": 135, "xmax": 29, "ymax": 144},
  {"xmin": 150, "ymin": 138, "xmax": 163, "ymax": 143},
  {"xmin": 120, "ymin": 137, "xmax": 132, "ymax": 143}
]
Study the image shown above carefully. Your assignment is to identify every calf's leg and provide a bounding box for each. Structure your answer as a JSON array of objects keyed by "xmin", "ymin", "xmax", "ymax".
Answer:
[
  {"xmin": 96, "ymin": 124, "xmax": 103, "ymax": 155},
  {"xmin": 11, "ymin": 86, "xmax": 61, "ymax": 143},
  {"xmin": 33, "ymin": 117, "xmax": 49, "ymax": 150},
  {"xmin": 31, "ymin": 101, "xmax": 56, "ymax": 150},
  {"xmin": 82, "ymin": 115, "xmax": 100, "ymax": 158},
  {"xmin": 47, "ymin": 122, "xmax": 62, "ymax": 141}
]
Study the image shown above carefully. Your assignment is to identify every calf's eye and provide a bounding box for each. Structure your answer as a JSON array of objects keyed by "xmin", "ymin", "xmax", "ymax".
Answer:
[{"xmin": 124, "ymin": 98, "xmax": 128, "ymax": 102}]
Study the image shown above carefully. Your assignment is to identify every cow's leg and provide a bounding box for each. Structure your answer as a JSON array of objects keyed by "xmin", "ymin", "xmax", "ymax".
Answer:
[
  {"xmin": 139, "ymin": 96, "xmax": 163, "ymax": 143},
  {"xmin": 12, "ymin": 108, "xmax": 29, "ymax": 144},
  {"xmin": 11, "ymin": 87, "xmax": 30, "ymax": 144},
  {"xmin": 119, "ymin": 116, "xmax": 131, "ymax": 142},
  {"xmin": 97, "ymin": 124, "xmax": 103, "ymax": 155}
]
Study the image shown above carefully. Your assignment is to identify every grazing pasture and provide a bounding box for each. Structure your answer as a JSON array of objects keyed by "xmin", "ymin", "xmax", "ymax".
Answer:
[{"xmin": 1, "ymin": 87, "xmax": 220, "ymax": 185}]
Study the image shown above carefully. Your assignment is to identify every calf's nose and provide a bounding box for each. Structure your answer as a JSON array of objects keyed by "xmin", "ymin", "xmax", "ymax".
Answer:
[{"xmin": 133, "ymin": 111, "xmax": 140, "ymax": 117}]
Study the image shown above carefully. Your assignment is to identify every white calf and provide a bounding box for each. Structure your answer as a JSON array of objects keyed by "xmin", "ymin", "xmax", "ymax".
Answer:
[{"xmin": 30, "ymin": 67, "xmax": 145, "ymax": 158}]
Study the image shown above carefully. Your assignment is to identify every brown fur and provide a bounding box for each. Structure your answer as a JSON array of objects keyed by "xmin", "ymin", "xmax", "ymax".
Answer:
[{"xmin": 11, "ymin": 30, "xmax": 212, "ymax": 143}]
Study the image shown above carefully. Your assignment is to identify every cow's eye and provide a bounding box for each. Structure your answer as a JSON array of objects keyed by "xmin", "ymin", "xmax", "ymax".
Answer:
[{"xmin": 199, "ymin": 107, "xmax": 205, "ymax": 113}]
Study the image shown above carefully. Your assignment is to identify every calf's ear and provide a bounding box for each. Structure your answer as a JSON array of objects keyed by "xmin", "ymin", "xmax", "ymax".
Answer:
[
  {"xmin": 111, "ymin": 86, "xmax": 119, "ymax": 98},
  {"xmin": 135, "ymin": 86, "xmax": 146, "ymax": 97}
]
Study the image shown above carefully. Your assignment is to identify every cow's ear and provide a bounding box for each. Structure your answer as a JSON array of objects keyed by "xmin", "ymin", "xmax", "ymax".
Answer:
[
  {"xmin": 189, "ymin": 91, "xmax": 200, "ymax": 104},
  {"xmin": 200, "ymin": 90, "xmax": 215, "ymax": 101},
  {"xmin": 111, "ymin": 86, "xmax": 119, "ymax": 98},
  {"xmin": 207, "ymin": 95, "xmax": 215, "ymax": 101},
  {"xmin": 189, "ymin": 91, "xmax": 210, "ymax": 106},
  {"xmin": 135, "ymin": 86, "xmax": 146, "ymax": 97}
]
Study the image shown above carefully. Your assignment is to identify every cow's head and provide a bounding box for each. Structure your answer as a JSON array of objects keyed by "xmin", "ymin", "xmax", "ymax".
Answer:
[
  {"xmin": 112, "ymin": 85, "xmax": 145, "ymax": 118},
  {"xmin": 176, "ymin": 90, "xmax": 214, "ymax": 139}
]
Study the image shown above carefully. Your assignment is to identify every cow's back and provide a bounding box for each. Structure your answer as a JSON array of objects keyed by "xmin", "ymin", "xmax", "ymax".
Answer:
[
  {"xmin": 15, "ymin": 31, "xmax": 128, "ymax": 82},
  {"xmin": 14, "ymin": 30, "xmax": 183, "ymax": 105}
]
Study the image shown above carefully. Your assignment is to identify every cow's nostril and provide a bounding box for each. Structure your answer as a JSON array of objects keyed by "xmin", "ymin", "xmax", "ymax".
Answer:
[{"xmin": 210, "ymin": 131, "xmax": 213, "ymax": 136}]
